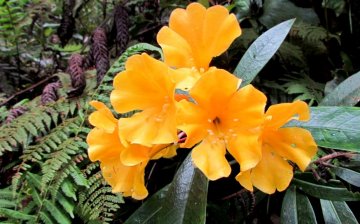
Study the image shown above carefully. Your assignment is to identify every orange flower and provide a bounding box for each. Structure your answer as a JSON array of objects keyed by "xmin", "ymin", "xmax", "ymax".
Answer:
[
  {"xmin": 236, "ymin": 101, "xmax": 318, "ymax": 194},
  {"xmin": 157, "ymin": 3, "xmax": 241, "ymax": 90},
  {"xmin": 177, "ymin": 69, "xmax": 267, "ymax": 180},
  {"xmin": 87, "ymin": 101, "xmax": 177, "ymax": 199},
  {"xmin": 110, "ymin": 53, "xmax": 178, "ymax": 147},
  {"xmin": 157, "ymin": 3, "xmax": 241, "ymax": 71},
  {"xmin": 86, "ymin": 101, "xmax": 148, "ymax": 199}
]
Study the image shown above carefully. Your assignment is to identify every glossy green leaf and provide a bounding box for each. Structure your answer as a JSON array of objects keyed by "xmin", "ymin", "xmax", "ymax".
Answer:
[
  {"xmin": 296, "ymin": 192, "xmax": 317, "ymax": 224},
  {"xmin": 320, "ymin": 200, "xmax": 359, "ymax": 224},
  {"xmin": 320, "ymin": 71, "xmax": 360, "ymax": 106},
  {"xmin": 281, "ymin": 186, "xmax": 297, "ymax": 224},
  {"xmin": 293, "ymin": 178, "xmax": 360, "ymax": 201},
  {"xmin": 281, "ymin": 186, "xmax": 317, "ymax": 224},
  {"xmin": 331, "ymin": 166, "xmax": 360, "ymax": 187},
  {"xmin": 125, "ymin": 154, "xmax": 208, "ymax": 224},
  {"xmin": 234, "ymin": 19, "xmax": 295, "ymax": 86},
  {"xmin": 286, "ymin": 107, "xmax": 360, "ymax": 152},
  {"xmin": 124, "ymin": 185, "xmax": 170, "ymax": 223}
]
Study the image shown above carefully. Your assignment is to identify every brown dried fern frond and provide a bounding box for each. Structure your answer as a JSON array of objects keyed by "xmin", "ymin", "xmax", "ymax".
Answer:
[
  {"xmin": 114, "ymin": 5, "xmax": 129, "ymax": 56},
  {"xmin": 57, "ymin": 0, "xmax": 76, "ymax": 47},
  {"xmin": 5, "ymin": 106, "xmax": 28, "ymax": 123},
  {"xmin": 91, "ymin": 28, "xmax": 110, "ymax": 84},
  {"xmin": 41, "ymin": 81, "xmax": 62, "ymax": 105},
  {"xmin": 67, "ymin": 54, "xmax": 86, "ymax": 97}
]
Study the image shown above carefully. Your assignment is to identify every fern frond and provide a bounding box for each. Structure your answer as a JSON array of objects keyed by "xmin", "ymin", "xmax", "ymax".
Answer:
[{"xmin": 0, "ymin": 98, "xmax": 87, "ymax": 156}]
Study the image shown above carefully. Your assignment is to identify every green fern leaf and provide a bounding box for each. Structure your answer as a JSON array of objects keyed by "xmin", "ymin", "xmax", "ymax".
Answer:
[{"xmin": 44, "ymin": 200, "xmax": 71, "ymax": 224}]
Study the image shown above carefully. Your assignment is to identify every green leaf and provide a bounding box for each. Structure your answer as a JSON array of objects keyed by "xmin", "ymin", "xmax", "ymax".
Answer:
[
  {"xmin": 0, "ymin": 199, "xmax": 16, "ymax": 208},
  {"xmin": 44, "ymin": 200, "xmax": 71, "ymax": 224},
  {"xmin": 0, "ymin": 208, "xmax": 35, "ymax": 221},
  {"xmin": 293, "ymin": 178, "xmax": 360, "ymax": 201},
  {"xmin": 320, "ymin": 200, "xmax": 359, "ymax": 224},
  {"xmin": 234, "ymin": 19, "xmax": 295, "ymax": 86},
  {"xmin": 286, "ymin": 107, "xmax": 360, "ymax": 152},
  {"xmin": 57, "ymin": 193, "xmax": 75, "ymax": 219},
  {"xmin": 281, "ymin": 186, "xmax": 317, "ymax": 224},
  {"xmin": 281, "ymin": 186, "xmax": 297, "ymax": 224},
  {"xmin": 296, "ymin": 191, "xmax": 317, "ymax": 224},
  {"xmin": 125, "ymin": 154, "xmax": 209, "ymax": 224},
  {"xmin": 330, "ymin": 166, "xmax": 360, "ymax": 187},
  {"xmin": 61, "ymin": 180, "xmax": 77, "ymax": 201},
  {"xmin": 124, "ymin": 185, "xmax": 170, "ymax": 223},
  {"xmin": 259, "ymin": 0, "xmax": 319, "ymax": 28},
  {"xmin": 320, "ymin": 71, "xmax": 360, "ymax": 106}
]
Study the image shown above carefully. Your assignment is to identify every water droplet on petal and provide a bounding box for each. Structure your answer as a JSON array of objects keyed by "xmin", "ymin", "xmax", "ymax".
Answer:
[{"xmin": 233, "ymin": 118, "xmax": 239, "ymax": 122}]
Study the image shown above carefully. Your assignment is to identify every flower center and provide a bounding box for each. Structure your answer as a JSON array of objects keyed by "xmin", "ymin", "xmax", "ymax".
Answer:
[{"xmin": 213, "ymin": 117, "xmax": 221, "ymax": 125}]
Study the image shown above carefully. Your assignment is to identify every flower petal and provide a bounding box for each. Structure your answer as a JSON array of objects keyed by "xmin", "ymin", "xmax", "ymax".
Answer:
[
  {"xmin": 192, "ymin": 136, "xmax": 231, "ymax": 180},
  {"xmin": 86, "ymin": 127, "xmax": 123, "ymax": 162},
  {"xmin": 264, "ymin": 127, "xmax": 317, "ymax": 171},
  {"xmin": 190, "ymin": 69, "xmax": 241, "ymax": 117},
  {"xmin": 157, "ymin": 26, "xmax": 193, "ymax": 68},
  {"xmin": 235, "ymin": 170, "xmax": 253, "ymax": 191},
  {"xmin": 88, "ymin": 101, "xmax": 117, "ymax": 132},
  {"xmin": 118, "ymin": 106, "xmax": 178, "ymax": 146},
  {"xmin": 176, "ymin": 99, "xmax": 211, "ymax": 148},
  {"xmin": 120, "ymin": 144, "xmax": 152, "ymax": 166},
  {"xmin": 249, "ymin": 145, "xmax": 294, "ymax": 194},
  {"xmin": 171, "ymin": 67, "xmax": 201, "ymax": 91},
  {"xmin": 265, "ymin": 101, "xmax": 310, "ymax": 130},
  {"xmin": 219, "ymin": 84, "xmax": 266, "ymax": 132},
  {"xmin": 101, "ymin": 157, "xmax": 148, "ymax": 200},
  {"xmin": 157, "ymin": 3, "xmax": 241, "ymax": 70},
  {"xmin": 227, "ymin": 131, "xmax": 262, "ymax": 171},
  {"xmin": 152, "ymin": 144, "xmax": 178, "ymax": 159},
  {"xmin": 110, "ymin": 53, "xmax": 175, "ymax": 113}
]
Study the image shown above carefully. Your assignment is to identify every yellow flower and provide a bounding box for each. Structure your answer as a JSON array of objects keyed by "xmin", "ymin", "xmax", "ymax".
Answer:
[
  {"xmin": 157, "ymin": 3, "xmax": 241, "ymax": 71},
  {"xmin": 86, "ymin": 101, "xmax": 149, "ymax": 199},
  {"xmin": 157, "ymin": 3, "xmax": 241, "ymax": 90},
  {"xmin": 177, "ymin": 69, "xmax": 267, "ymax": 180},
  {"xmin": 236, "ymin": 101, "xmax": 318, "ymax": 194},
  {"xmin": 87, "ymin": 101, "xmax": 177, "ymax": 199},
  {"xmin": 110, "ymin": 53, "xmax": 178, "ymax": 147}
]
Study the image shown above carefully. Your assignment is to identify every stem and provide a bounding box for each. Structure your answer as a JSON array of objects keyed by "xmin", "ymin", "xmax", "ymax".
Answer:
[{"xmin": 313, "ymin": 152, "xmax": 354, "ymax": 165}]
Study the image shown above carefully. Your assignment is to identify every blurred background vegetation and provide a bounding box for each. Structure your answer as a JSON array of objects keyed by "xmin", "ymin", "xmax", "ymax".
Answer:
[{"xmin": 0, "ymin": 0, "xmax": 360, "ymax": 223}]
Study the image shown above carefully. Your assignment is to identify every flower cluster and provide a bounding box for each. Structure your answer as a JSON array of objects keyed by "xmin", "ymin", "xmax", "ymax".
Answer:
[{"xmin": 87, "ymin": 3, "xmax": 318, "ymax": 199}]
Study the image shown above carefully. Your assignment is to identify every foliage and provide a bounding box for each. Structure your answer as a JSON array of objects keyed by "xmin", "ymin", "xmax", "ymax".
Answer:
[
  {"xmin": 0, "ymin": 43, "xmax": 159, "ymax": 223},
  {"xmin": 1, "ymin": 0, "xmax": 360, "ymax": 223}
]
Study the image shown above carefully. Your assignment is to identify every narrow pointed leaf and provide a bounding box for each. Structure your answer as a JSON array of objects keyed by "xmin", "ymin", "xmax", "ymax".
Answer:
[
  {"xmin": 0, "ymin": 208, "xmax": 36, "ymax": 221},
  {"xmin": 234, "ymin": 19, "xmax": 295, "ymax": 86},
  {"xmin": 293, "ymin": 178, "xmax": 360, "ymax": 201},
  {"xmin": 296, "ymin": 191, "xmax": 317, "ymax": 224},
  {"xmin": 281, "ymin": 186, "xmax": 317, "ymax": 224},
  {"xmin": 125, "ymin": 154, "xmax": 209, "ymax": 224},
  {"xmin": 330, "ymin": 166, "xmax": 360, "ymax": 187},
  {"xmin": 320, "ymin": 71, "xmax": 360, "ymax": 106},
  {"xmin": 281, "ymin": 186, "xmax": 297, "ymax": 224},
  {"xmin": 320, "ymin": 200, "xmax": 359, "ymax": 224},
  {"xmin": 286, "ymin": 107, "xmax": 360, "ymax": 152}
]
